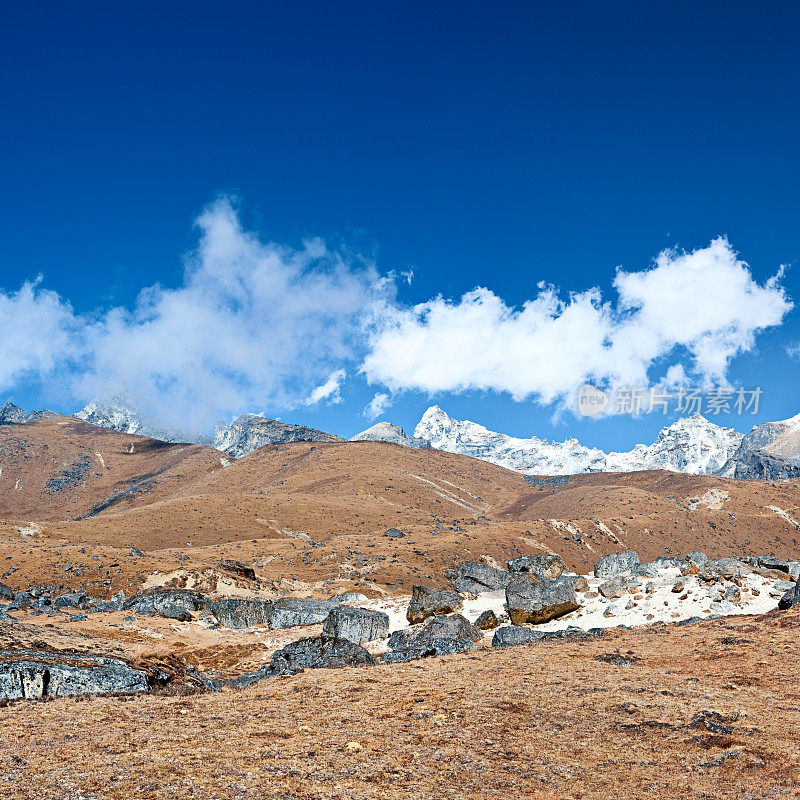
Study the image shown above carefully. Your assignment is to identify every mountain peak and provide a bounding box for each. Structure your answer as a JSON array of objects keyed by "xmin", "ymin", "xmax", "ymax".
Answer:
[
  {"xmin": 351, "ymin": 421, "xmax": 431, "ymax": 449},
  {"xmin": 415, "ymin": 406, "xmax": 743, "ymax": 476}
]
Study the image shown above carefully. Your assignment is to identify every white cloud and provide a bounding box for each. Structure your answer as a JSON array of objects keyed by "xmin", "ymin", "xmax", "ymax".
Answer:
[
  {"xmin": 0, "ymin": 279, "xmax": 81, "ymax": 394},
  {"xmin": 0, "ymin": 198, "xmax": 387, "ymax": 432},
  {"xmin": 1, "ymin": 221, "xmax": 792, "ymax": 429},
  {"xmin": 787, "ymin": 342, "xmax": 800, "ymax": 360},
  {"xmin": 362, "ymin": 237, "xmax": 792, "ymax": 411},
  {"xmin": 304, "ymin": 369, "xmax": 346, "ymax": 406},
  {"xmin": 364, "ymin": 391, "xmax": 391, "ymax": 419}
]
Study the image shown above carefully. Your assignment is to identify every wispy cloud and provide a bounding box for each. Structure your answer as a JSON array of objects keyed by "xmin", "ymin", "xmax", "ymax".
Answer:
[
  {"xmin": 363, "ymin": 391, "xmax": 391, "ymax": 419},
  {"xmin": 304, "ymin": 369, "xmax": 346, "ymax": 406}
]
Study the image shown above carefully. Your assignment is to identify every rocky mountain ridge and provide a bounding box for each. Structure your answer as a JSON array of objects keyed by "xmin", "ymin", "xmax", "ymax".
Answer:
[
  {"xmin": 4, "ymin": 396, "xmax": 800, "ymax": 479},
  {"xmin": 412, "ymin": 405, "xmax": 744, "ymax": 477}
]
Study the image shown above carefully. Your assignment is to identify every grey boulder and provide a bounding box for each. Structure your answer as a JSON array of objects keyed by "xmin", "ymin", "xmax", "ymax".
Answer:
[
  {"xmin": 778, "ymin": 580, "xmax": 800, "ymax": 610},
  {"xmin": 269, "ymin": 597, "xmax": 340, "ymax": 629},
  {"xmin": 506, "ymin": 554, "xmax": 565, "ymax": 579},
  {"xmin": 323, "ymin": 606, "xmax": 389, "ymax": 644},
  {"xmin": 225, "ymin": 635, "xmax": 377, "ymax": 687},
  {"xmin": 454, "ymin": 562, "xmax": 511, "ymax": 594},
  {"xmin": 125, "ymin": 589, "xmax": 208, "ymax": 619},
  {"xmin": 0, "ymin": 649, "xmax": 148, "ymax": 701},
  {"xmin": 210, "ymin": 598, "xmax": 274, "ymax": 629},
  {"xmin": 473, "ymin": 609, "xmax": 500, "ymax": 630},
  {"xmin": 593, "ymin": 551, "xmax": 640, "ymax": 579},
  {"xmin": 383, "ymin": 614, "xmax": 482, "ymax": 662},
  {"xmin": 506, "ymin": 575, "xmax": 579, "ymax": 625},
  {"xmin": 406, "ymin": 585, "xmax": 462, "ymax": 624},
  {"xmin": 492, "ymin": 624, "xmax": 603, "ymax": 648}
]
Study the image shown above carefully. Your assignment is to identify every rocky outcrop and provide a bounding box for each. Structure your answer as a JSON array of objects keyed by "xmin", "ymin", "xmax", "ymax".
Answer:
[
  {"xmin": 323, "ymin": 606, "xmax": 389, "ymax": 644},
  {"xmin": 0, "ymin": 650, "xmax": 148, "ymax": 700},
  {"xmin": 454, "ymin": 562, "xmax": 511, "ymax": 594},
  {"xmin": 383, "ymin": 614, "xmax": 481, "ymax": 663},
  {"xmin": 406, "ymin": 585, "xmax": 462, "ymax": 624},
  {"xmin": 0, "ymin": 582, "xmax": 14, "ymax": 601},
  {"xmin": 213, "ymin": 415, "xmax": 343, "ymax": 458},
  {"xmin": 594, "ymin": 551, "xmax": 640, "ymax": 579},
  {"xmin": 506, "ymin": 554, "xmax": 565, "ymax": 579},
  {"xmin": 718, "ymin": 414, "xmax": 800, "ymax": 480},
  {"xmin": 0, "ymin": 402, "xmax": 58, "ymax": 426},
  {"xmin": 505, "ymin": 575, "xmax": 579, "ymax": 625}
]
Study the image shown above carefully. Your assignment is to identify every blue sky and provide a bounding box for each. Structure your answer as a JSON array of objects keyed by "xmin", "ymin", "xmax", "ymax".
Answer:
[{"xmin": 1, "ymin": 1, "xmax": 799, "ymax": 449}]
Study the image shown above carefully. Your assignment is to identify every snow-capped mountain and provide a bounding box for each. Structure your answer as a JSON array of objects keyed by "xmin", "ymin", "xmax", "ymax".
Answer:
[
  {"xmin": 718, "ymin": 412, "xmax": 800, "ymax": 480},
  {"xmin": 76, "ymin": 394, "xmax": 211, "ymax": 445},
  {"xmin": 413, "ymin": 405, "xmax": 743, "ymax": 476},
  {"xmin": 350, "ymin": 422, "xmax": 431, "ymax": 449},
  {"xmin": 0, "ymin": 402, "xmax": 58, "ymax": 425},
  {"xmin": 213, "ymin": 415, "xmax": 343, "ymax": 458},
  {"xmin": 414, "ymin": 405, "xmax": 607, "ymax": 474}
]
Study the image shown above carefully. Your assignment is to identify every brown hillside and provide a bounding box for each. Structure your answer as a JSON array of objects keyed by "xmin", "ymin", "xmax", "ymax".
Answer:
[{"xmin": 2, "ymin": 429, "xmax": 799, "ymax": 598}]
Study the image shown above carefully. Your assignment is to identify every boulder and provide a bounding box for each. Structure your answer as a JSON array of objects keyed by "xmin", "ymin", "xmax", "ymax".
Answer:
[
  {"xmin": 406, "ymin": 585, "xmax": 462, "ymax": 624},
  {"xmin": 506, "ymin": 554, "xmax": 565, "ymax": 579},
  {"xmin": 723, "ymin": 585, "xmax": 742, "ymax": 604},
  {"xmin": 210, "ymin": 598, "xmax": 274, "ymax": 629},
  {"xmin": 125, "ymin": 589, "xmax": 208, "ymax": 619},
  {"xmin": 270, "ymin": 635, "xmax": 377, "ymax": 676},
  {"xmin": 269, "ymin": 597, "xmax": 340, "ymax": 629},
  {"xmin": 687, "ymin": 551, "xmax": 709, "ymax": 568},
  {"xmin": 335, "ymin": 592, "xmax": 370, "ymax": 604},
  {"xmin": 383, "ymin": 614, "xmax": 481, "ymax": 662},
  {"xmin": 778, "ymin": 580, "xmax": 800, "ymax": 610},
  {"xmin": 52, "ymin": 592, "xmax": 90, "ymax": 610},
  {"xmin": 454, "ymin": 562, "xmax": 511, "ymax": 594},
  {"xmin": 572, "ymin": 576, "xmax": 590, "ymax": 592},
  {"xmin": 593, "ymin": 551, "xmax": 640, "ymax": 579},
  {"xmin": 598, "ymin": 575, "xmax": 638, "ymax": 599},
  {"xmin": 473, "ymin": 609, "xmax": 500, "ymax": 630},
  {"xmin": 0, "ymin": 649, "xmax": 148, "ymax": 700},
  {"xmin": 323, "ymin": 606, "xmax": 389, "ymax": 644},
  {"xmin": 492, "ymin": 624, "xmax": 603, "ymax": 648},
  {"xmin": 491, "ymin": 625, "xmax": 542, "ymax": 648},
  {"xmin": 385, "ymin": 528, "xmax": 405, "ymax": 538},
  {"xmin": 506, "ymin": 575, "xmax": 579, "ymax": 625},
  {"xmin": 225, "ymin": 635, "xmax": 377, "ymax": 687},
  {"xmin": 0, "ymin": 582, "xmax": 13, "ymax": 601},
  {"xmin": 219, "ymin": 560, "xmax": 257, "ymax": 581}
]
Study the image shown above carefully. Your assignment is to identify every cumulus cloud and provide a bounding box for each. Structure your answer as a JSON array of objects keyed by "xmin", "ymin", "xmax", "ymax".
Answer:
[
  {"xmin": 362, "ymin": 237, "xmax": 792, "ymax": 411},
  {"xmin": 0, "ymin": 219, "xmax": 792, "ymax": 429},
  {"xmin": 304, "ymin": 369, "xmax": 346, "ymax": 406},
  {"xmin": 0, "ymin": 198, "xmax": 387, "ymax": 432},
  {"xmin": 0, "ymin": 279, "xmax": 82, "ymax": 394},
  {"xmin": 364, "ymin": 391, "xmax": 391, "ymax": 419}
]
